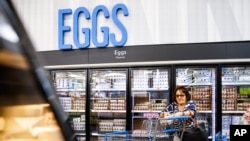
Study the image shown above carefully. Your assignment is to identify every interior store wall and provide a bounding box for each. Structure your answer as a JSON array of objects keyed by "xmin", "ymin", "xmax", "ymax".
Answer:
[{"xmin": 10, "ymin": 0, "xmax": 250, "ymax": 53}]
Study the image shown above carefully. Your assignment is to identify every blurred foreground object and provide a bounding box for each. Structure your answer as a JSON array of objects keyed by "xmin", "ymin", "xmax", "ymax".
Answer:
[{"xmin": 0, "ymin": 1, "xmax": 75, "ymax": 140}]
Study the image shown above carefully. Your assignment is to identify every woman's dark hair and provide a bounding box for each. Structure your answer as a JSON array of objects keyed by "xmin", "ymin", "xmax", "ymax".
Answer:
[{"xmin": 172, "ymin": 86, "xmax": 191, "ymax": 103}]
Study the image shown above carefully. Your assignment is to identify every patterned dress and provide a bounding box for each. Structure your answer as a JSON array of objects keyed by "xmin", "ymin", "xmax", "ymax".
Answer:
[
  {"xmin": 162, "ymin": 101, "xmax": 197, "ymax": 127},
  {"xmin": 162, "ymin": 101, "xmax": 196, "ymax": 117}
]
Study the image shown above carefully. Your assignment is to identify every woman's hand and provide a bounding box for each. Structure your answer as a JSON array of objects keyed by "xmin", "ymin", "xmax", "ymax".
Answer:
[
  {"xmin": 160, "ymin": 112, "xmax": 170, "ymax": 118},
  {"xmin": 173, "ymin": 111, "xmax": 184, "ymax": 116},
  {"xmin": 160, "ymin": 111, "xmax": 184, "ymax": 118},
  {"xmin": 172, "ymin": 111, "xmax": 191, "ymax": 116}
]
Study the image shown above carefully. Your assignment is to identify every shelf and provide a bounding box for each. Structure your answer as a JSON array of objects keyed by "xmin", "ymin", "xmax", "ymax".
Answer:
[
  {"xmin": 132, "ymin": 116, "xmax": 158, "ymax": 119},
  {"xmin": 222, "ymin": 82, "xmax": 250, "ymax": 85},
  {"xmin": 91, "ymin": 133, "xmax": 105, "ymax": 136},
  {"xmin": 92, "ymin": 88, "xmax": 126, "ymax": 91},
  {"xmin": 197, "ymin": 111, "xmax": 212, "ymax": 113},
  {"xmin": 131, "ymin": 110, "xmax": 212, "ymax": 113},
  {"xmin": 237, "ymin": 99, "xmax": 250, "ymax": 100},
  {"xmin": 75, "ymin": 133, "xmax": 86, "ymax": 136},
  {"xmin": 56, "ymin": 89, "xmax": 85, "ymax": 91},
  {"xmin": 132, "ymin": 88, "xmax": 169, "ymax": 91},
  {"xmin": 132, "ymin": 110, "xmax": 161, "ymax": 113},
  {"xmin": 177, "ymin": 83, "xmax": 212, "ymax": 86},
  {"xmin": 91, "ymin": 110, "xmax": 126, "ymax": 113},
  {"xmin": 64, "ymin": 110, "xmax": 85, "ymax": 112},
  {"xmin": 91, "ymin": 98, "xmax": 126, "ymax": 100},
  {"xmin": 192, "ymin": 98, "xmax": 211, "ymax": 100},
  {"xmin": 74, "ymin": 129, "xmax": 86, "ymax": 131},
  {"xmin": 91, "ymin": 132, "xmax": 118, "ymax": 136},
  {"xmin": 222, "ymin": 111, "xmax": 245, "ymax": 114}
]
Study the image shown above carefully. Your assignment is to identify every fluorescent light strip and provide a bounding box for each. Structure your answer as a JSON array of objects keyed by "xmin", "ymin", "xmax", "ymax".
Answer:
[{"xmin": 44, "ymin": 59, "xmax": 250, "ymax": 69}]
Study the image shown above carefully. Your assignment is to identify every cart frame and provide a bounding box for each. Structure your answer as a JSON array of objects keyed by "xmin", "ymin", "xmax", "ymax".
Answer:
[
  {"xmin": 152, "ymin": 116, "xmax": 191, "ymax": 141},
  {"xmin": 104, "ymin": 116, "xmax": 191, "ymax": 141}
]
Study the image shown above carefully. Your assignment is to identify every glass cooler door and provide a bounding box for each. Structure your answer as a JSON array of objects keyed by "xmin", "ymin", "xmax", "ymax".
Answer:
[
  {"xmin": 89, "ymin": 69, "xmax": 127, "ymax": 141},
  {"xmin": 51, "ymin": 70, "xmax": 87, "ymax": 141},
  {"xmin": 221, "ymin": 66, "xmax": 250, "ymax": 139},
  {"xmin": 130, "ymin": 67, "xmax": 171, "ymax": 135},
  {"xmin": 175, "ymin": 66, "xmax": 217, "ymax": 140}
]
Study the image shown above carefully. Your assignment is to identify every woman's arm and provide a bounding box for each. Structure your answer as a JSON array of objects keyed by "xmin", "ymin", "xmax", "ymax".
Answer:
[
  {"xmin": 170, "ymin": 110, "xmax": 193, "ymax": 116},
  {"xmin": 185, "ymin": 101, "xmax": 196, "ymax": 117},
  {"xmin": 162, "ymin": 101, "xmax": 196, "ymax": 117},
  {"xmin": 160, "ymin": 103, "xmax": 174, "ymax": 118}
]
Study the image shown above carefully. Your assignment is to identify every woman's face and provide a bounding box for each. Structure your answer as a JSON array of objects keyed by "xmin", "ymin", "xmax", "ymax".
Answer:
[{"xmin": 176, "ymin": 89, "xmax": 187, "ymax": 105}]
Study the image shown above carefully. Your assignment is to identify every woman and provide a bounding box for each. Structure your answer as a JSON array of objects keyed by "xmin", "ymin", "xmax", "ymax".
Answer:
[
  {"xmin": 160, "ymin": 86, "xmax": 196, "ymax": 118},
  {"xmin": 159, "ymin": 86, "xmax": 208, "ymax": 141}
]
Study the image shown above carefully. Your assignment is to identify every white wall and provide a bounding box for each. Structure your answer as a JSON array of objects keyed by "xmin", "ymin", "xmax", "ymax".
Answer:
[{"xmin": 11, "ymin": 0, "xmax": 250, "ymax": 51}]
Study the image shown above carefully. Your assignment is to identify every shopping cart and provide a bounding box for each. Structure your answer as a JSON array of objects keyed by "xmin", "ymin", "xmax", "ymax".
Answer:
[
  {"xmin": 215, "ymin": 132, "xmax": 227, "ymax": 141},
  {"xmin": 152, "ymin": 116, "xmax": 191, "ymax": 141},
  {"xmin": 104, "ymin": 116, "xmax": 190, "ymax": 141}
]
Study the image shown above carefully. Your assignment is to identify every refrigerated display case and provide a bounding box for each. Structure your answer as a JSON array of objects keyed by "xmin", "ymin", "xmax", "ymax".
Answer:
[
  {"xmin": 89, "ymin": 69, "xmax": 128, "ymax": 141},
  {"xmin": 175, "ymin": 66, "xmax": 217, "ymax": 139},
  {"xmin": 130, "ymin": 67, "xmax": 171, "ymax": 134},
  {"xmin": 51, "ymin": 70, "xmax": 87, "ymax": 141},
  {"xmin": 221, "ymin": 66, "xmax": 250, "ymax": 139}
]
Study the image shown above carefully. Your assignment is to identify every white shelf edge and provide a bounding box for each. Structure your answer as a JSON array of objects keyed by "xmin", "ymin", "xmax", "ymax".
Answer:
[
  {"xmin": 177, "ymin": 83, "xmax": 212, "ymax": 86},
  {"xmin": 90, "ymin": 98, "xmax": 126, "ymax": 100},
  {"xmin": 132, "ymin": 110, "xmax": 161, "ymax": 113},
  {"xmin": 197, "ymin": 111, "xmax": 212, "ymax": 113},
  {"xmin": 222, "ymin": 111, "xmax": 245, "ymax": 114},
  {"xmin": 91, "ymin": 133, "xmax": 117, "ymax": 136},
  {"xmin": 64, "ymin": 110, "xmax": 85, "ymax": 112},
  {"xmin": 92, "ymin": 89, "xmax": 126, "ymax": 91},
  {"xmin": 132, "ymin": 88, "xmax": 169, "ymax": 91},
  {"xmin": 91, "ymin": 110, "xmax": 126, "ymax": 113},
  {"xmin": 56, "ymin": 89, "xmax": 86, "ymax": 92},
  {"xmin": 222, "ymin": 82, "xmax": 250, "ymax": 85},
  {"xmin": 131, "ymin": 110, "xmax": 213, "ymax": 113},
  {"xmin": 75, "ymin": 133, "xmax": 86, "ymax": 136}
]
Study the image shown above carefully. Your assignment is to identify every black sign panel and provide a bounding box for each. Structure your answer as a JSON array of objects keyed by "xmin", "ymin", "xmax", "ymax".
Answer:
[{"xmin": 37, "ymin": 41, "xmax": 250, "ymax": 66}]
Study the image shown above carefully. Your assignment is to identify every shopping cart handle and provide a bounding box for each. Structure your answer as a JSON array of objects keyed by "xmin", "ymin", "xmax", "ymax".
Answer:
[
  {"xmin": 105, "ymin": 131, "xmax": 128, "ymax": 135},
  {"xmin": 104, "ymin": 131, "xmax": 129, "ymax": 141},
  {"xmin": 165, "ymin": 115, "xmax": 191, "ymax": 120},
  {"xmin": 160, "ymin": 129, "xmax": 178, "ymax": 133}
]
